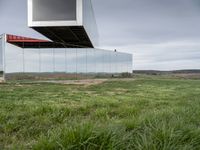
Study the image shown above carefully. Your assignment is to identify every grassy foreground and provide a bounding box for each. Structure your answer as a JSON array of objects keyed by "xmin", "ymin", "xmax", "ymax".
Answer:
[{"xmin": 1, "ymin": 77, "xmax": 200, "ymax": 149}]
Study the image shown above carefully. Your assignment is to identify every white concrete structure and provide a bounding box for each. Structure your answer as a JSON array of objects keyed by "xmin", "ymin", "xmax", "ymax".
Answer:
[{"xmin": 28, "ymin": 0, "xmax": 99, "ymax": 48}]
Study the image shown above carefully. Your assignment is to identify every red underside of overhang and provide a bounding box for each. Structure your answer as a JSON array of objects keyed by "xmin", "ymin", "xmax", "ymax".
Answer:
[
  {"xmin": 7, "ymin": 34, "xmax": 50, "ymax": 43},
  {"xmin": 6, "ymin": 34, "xmax": 81, "ymax": 48}
]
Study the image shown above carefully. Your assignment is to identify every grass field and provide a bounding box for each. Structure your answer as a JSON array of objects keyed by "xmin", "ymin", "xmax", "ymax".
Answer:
[{"xmin": 1, "ymin": 76, "xmax": 200, "ymax": 149}]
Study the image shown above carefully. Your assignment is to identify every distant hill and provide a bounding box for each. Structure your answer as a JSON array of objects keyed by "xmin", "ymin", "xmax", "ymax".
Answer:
[{"xmin": 133, "ymin": 70, "xmax": 200, "ymax": 75}]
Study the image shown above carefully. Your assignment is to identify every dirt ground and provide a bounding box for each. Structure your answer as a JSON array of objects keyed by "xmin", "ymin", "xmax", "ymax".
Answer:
[
  {"xmin": 35, "ymin": 78, "xmax": 136, "ymax": 86},
  {"xmin": 0, "ymin": 77, "xmax": 4, "ymax": 83},
  {"xmin": 37, "ymin": 79, "xmax": 109, "ymax": 86}
]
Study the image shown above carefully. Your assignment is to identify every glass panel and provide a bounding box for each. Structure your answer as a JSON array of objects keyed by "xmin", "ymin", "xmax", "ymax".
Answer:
[
  {"xmin": 86, "ymin": 48, "xmax": 95, "ymax": 74},
  {"xmin": 102, "ymin": 50, "xmax": 106, "ymax": 74},
  {"xmin": 103, "ymin": 50, "xmax": 110, "ymax": 74},
  {"xmin": 40, "ymin": 48, "xmax": 54, "ymax": 72},
  {"xmin": 116, "ymin": 52, "xmax": 122, "ymax": 74},
  {"xmin": 116, "ymin": 52, "xmax": 120, "ymax": 74},
  {"xmin": 123, "ymin": 53, "xmax": 128, "ymax": 73},
  {"xmin": 24, "ymin": 49, "xmax": 39, "ymax": 72},
  {"xmin": 120, "ymin": 53, "xmax": 127, "ymax": 73},
  {"xmin": 127, "ymin": 54, "xmax": 131, "ymax": 73},
  {"xmin": 77, "ymin": 48, "xmax": 86, "ymax": 74},
  {"xmin": 110, "ymin": 51, "xmax": 117, "ymax": 74},
  {"xmin": 110, "ymin": 51, "xmax": 114, "ymax": 74},
  {"xmin": 0, "ymin": 37, "xmax": 3, "ymax": 72},
  {"xmin": 5, "ymin": 43, "xmax": 23, "ymax": 73},
  {"xmin": 95, "ymin": 49, "xmax": 104, "ymax": 74},
  {"xmin": 93, "ymin": 49, "xmax": 97, "ymax": 74},
  {"xmin": 108, "ymin": 51, "xmax": 112, "ymax": 74},
  {"xmin": 66, "ymin": 48, "xmax": 77, "ymax": 74},
  {"xmin": 33, "ymin": 0, "xmax": 76, "ymax": 21},
  {"xmin": 114, "ymin": 51, "xmax": 118, "ymax": 74},
  {"xmin": 76, "ymin": 48, "xmax": 86, "ymax": 79},
  {"xmin": 55, "ymin": 48, "xmax": 65, "ymax": 73}
]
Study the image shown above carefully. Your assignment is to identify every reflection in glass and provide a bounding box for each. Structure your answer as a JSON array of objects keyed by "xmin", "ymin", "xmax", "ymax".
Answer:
[
  {"xmin": 104, "ymin": 50, "xmax": 110, "ymax": 73},
  {"xmin": 41, "ymin": 48, "xmax": 54, "ymax": 72},
  {"xmin": 24, "ymin": 49, "xmax": 39, "ymax": 72},
  {"xmin": 4, "ymin": 44, "xmax": 133, "ymax": 76},
  {"xmin": 86, "ymin": 48, "xmax": 95, "ymax": 73},
  {"xmin": 66, "ymin": 48, "xmax": 77, "ymax": 73},
  {"xmin": 95, "ymin": 49, "xmax": 102, "ymax": 73},
  {"xmin": 0, "ymin": 37, "xmax": 3, "ymax": 71},
  {"xmin": 55, "ymin": 48, "xmax": 65, "ymax": 72},
  {"xmin": 77, "ymin": 48, "xmax": 86, "ymax": 74},
  {"xmin": 5, "ymin": 43, "xmax": 23, "ymax": 73}
]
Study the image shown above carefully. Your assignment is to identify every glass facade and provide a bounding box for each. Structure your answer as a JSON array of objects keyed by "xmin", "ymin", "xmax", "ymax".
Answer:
[
  {"xmin": 4, "ymin": 43, "xmax": 132, "ymax": 79},
  {"xmin": 0, "ymin": 35, "xmax": 3, "ymax": 72}
]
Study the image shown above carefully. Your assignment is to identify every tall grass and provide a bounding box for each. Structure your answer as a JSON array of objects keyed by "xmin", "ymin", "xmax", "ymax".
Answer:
[{"xmin": 0, "ymin": 77, "xmax": 200, "ymax": 149}]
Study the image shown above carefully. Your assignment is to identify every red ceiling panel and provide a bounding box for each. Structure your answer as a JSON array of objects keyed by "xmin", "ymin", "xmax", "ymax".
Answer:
[{"xmin": 6, "ymin": 34, "xmax": 49, "ymax": 43}]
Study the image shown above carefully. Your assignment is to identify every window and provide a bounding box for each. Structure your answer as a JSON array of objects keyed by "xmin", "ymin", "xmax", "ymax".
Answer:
[{"xmin": 32, "ymin": 0, "xmax": 76, "ymax": 21}]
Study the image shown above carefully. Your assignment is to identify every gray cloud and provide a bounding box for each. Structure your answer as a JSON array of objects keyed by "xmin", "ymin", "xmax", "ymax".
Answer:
[
  {"xmin": 0, "ymin": 0, "xmax": 200, "ymax": 70},
  {"xmin": 93, "ymin": 0, "xmax": 200, "ymax": 70}
]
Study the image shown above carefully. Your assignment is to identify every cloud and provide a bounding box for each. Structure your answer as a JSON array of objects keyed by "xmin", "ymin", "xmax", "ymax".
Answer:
[{"xmin": 93, "ymin": 0, "xmax": 200, "ymax": 70}]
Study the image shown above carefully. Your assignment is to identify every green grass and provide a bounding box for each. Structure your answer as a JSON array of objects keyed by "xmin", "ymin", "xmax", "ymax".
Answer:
[{"xmin": 1, "ymin": 77, "xmax": 200, "ymax": 149}]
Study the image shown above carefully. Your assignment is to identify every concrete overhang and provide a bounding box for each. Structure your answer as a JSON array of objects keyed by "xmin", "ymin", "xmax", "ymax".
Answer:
[{"xmin": 28, "ymin": 0, "xmax": 99, "ymax": 48}]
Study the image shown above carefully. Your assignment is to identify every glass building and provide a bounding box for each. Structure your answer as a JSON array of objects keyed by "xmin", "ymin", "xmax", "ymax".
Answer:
[{"xmin": 0, "ymin": 34, "xmax": 132, "ymax": 81}]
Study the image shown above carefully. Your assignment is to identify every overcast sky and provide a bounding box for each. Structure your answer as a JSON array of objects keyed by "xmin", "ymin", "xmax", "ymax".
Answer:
[{"xmin": 0, "ymin": 0, "xmax": 200, "ymax": 70}]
